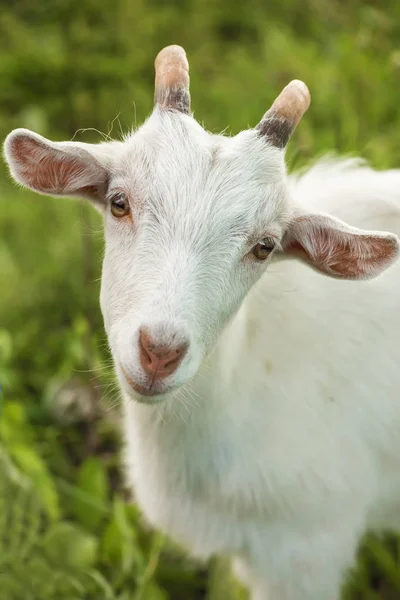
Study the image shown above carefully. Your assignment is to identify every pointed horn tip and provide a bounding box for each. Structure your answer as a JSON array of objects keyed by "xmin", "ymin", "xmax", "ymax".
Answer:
[
  {"xmin": 284, "ymin": 80, "xmax": 311, "ymax": 110},
  {"xmin": 257, "ymin": 80, "xmax": 310, "ymax": 147},
  {"xmin": 154, "ymin": 45, "xmax": 191, "ymax": 114},
  {"xmin": 155, "ymin": 45, "xmax": 189, "ymax": 71}
]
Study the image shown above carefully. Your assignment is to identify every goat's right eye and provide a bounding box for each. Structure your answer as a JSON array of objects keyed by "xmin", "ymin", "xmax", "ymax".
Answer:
[{"xmin": 110, "ymin": 193, "xmax": 130, "ymax": 218}]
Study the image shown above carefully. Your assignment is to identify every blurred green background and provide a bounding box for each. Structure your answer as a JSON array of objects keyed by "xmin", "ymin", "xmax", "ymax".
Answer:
[{"xmin": 1, "ymin": 1, "xmax": 400, "ymax": 598}]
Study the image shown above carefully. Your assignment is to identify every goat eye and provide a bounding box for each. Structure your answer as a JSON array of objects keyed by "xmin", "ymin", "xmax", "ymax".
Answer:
[
  {"xmin": 252, "ymin": 240, "xmax": 275, "ymax": 260},
  {"xmin": 110, "ymin": 193, "xmax": 130, "ymax": 218}
]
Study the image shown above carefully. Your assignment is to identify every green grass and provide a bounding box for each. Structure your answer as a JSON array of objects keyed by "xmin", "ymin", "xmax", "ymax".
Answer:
[{"xmin": 1, "ymin": 0, "xmax": 400, "ymax": 597}]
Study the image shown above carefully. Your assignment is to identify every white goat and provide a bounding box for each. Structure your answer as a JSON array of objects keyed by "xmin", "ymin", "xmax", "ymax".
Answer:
[{"xmin": 4, "ymin": 45, "xmax": 400, "ymax": 600}]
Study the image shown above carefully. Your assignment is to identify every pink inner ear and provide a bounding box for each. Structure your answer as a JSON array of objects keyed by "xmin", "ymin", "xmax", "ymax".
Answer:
[
  {"xmin": 329, "ymin": 235, "xmax": 397, "ymax": 278},
  {"xmin": 9, "ymin": 134, "xmax": 103, "ymax": 197},
  {"xmin": 32, "ymin": 154, "xmax": 86, "ymax": 194},
  {"xmin": 285, "ymin": 215, "xmax": 399, "ymax": 279}
]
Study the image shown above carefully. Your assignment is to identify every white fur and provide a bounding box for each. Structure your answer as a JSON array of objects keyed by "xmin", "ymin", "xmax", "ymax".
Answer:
[{"xmin": 4, "ymin": 108, "xmax": 400, "ymax": 600}]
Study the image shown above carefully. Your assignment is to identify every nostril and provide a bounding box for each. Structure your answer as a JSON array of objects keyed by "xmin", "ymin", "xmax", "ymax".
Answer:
[
  {"xmin": 163, "ymin": 350, "xmax": 183, "ymax": 370},
  {"xmin": 139, "ymin": 330, "xmax": 153, "ymax": 367}
]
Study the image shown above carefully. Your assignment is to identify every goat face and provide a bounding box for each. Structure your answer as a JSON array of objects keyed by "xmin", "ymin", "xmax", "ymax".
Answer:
[
  {"xmin": 4, "ymin": 46, "xmax": 398, "ymax": 403},
  {"xmin": 100, "ymin": 110, "xmax": 291, "ymax": 401}
]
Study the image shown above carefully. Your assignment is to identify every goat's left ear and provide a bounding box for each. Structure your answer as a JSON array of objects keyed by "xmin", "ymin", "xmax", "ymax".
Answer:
[
  {"xmin": 3, "ymin": 128, "xmax": 113, "ymax": 208},
  {"xmin": 282, "ymin": 213, "xmax": 400, "ymax": 279}
]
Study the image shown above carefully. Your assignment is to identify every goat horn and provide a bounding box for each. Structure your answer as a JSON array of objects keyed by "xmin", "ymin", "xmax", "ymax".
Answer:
[
  {"xmin": 257, "ymin": 80, "xmax": 310, "ymax": 148},
  {"xmin": 154, "ymin": 45, "xmax": 191, "ymax": 114}
]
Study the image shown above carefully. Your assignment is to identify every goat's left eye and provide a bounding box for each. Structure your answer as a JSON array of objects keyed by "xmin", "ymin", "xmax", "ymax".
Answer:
[
  {"xmin": 252, "ymin": 240, "xmax": 275, "ymax": 260},
  {"xmin": 110, "ymin": 193, "xmax": 130, "ymax": 218}
]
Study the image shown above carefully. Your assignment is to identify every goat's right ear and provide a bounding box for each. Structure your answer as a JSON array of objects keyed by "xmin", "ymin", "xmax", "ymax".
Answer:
[{"xmin": 3, "ymin": 129, "xmax": 111, "ymax": 208}]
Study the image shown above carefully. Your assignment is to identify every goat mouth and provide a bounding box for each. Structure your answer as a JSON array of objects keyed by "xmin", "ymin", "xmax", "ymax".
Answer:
[{"xmin": 120, "ymin": 365, "xmax": 169, "ymax": 399}]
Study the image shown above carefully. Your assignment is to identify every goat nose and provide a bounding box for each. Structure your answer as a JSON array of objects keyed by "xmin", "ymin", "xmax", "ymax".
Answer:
[{"xmin": 138, "ymin": 329, "xmax": 188, "ymax": 380}]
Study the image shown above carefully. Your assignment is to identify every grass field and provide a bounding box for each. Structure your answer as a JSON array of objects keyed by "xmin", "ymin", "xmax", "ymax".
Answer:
[{"xmin": 1, "ymin": 1, "xmax": 400, "ymax": 598}]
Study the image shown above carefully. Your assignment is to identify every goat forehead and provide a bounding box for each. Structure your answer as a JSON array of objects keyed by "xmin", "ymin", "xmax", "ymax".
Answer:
[{"xmin": 118, "ymin": 113, "xmax": 288, "ymax": 236}]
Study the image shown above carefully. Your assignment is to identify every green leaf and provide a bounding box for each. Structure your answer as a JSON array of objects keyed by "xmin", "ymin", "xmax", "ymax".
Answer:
[
  {"xmin": 0, "ymin": 400, "xmax": 32, "ymax": 445},
  {"xmin": 72, "ymin": 456, "xmax": 109, "ymax": 532},
  {"xmin": 41, "ymin": 521, "xmax": 98, "ymax": 571},
  {"xmin": 8, "ymin": 443, "xmax": 60, "ymax": 520},
  {"xmin": 140, "ymin": 582, "xmax": 169, "ymax": 600},
  {"xmin": 101, "ymin": 495, "xmax": 144, "ymax": 580}
]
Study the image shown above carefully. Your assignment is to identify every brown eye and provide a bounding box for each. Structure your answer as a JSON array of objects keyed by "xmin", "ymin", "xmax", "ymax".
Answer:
[
  {"xmin": 252, "ymin": 240, "xmax": 275, "ymax": 260},
  {"xmin": 110, "ymin": 193, "xmax": 130, "ymax": 218}
]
